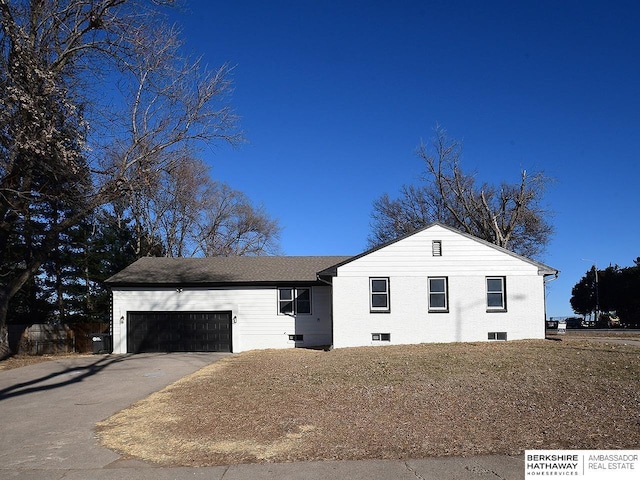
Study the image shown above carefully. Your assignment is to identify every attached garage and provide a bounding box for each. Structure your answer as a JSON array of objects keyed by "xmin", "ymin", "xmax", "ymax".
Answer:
[
  {"xmin": 127, "ymin": 311, "xmax": 232, "ymax": 353},
  {"xmin": 106, "ymin": 256, "xmax": 351, "ymax": 354}
]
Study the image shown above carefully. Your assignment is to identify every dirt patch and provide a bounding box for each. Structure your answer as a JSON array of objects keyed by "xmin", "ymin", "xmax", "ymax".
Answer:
[{"xmin": 96, "ymin": 339, "xmax": 640, "ymax": 466}]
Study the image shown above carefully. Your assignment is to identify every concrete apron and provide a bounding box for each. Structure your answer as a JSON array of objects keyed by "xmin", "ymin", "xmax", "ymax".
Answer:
[{"xmin": 0, "ymin": 353, "xmax": 228, "ymax": 472}]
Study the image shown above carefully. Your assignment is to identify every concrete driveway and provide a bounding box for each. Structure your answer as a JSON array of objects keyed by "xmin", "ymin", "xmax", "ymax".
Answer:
[{"xmin": 0, "ymin": 353, "xmax": 229, "ymax": 478}]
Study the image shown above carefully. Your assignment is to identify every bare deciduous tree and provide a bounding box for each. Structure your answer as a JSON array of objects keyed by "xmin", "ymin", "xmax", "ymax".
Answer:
[
  {"xmin": 122, "ymin": 156, "xmax": 281, "ymax": 258},
  {"xmin": 369, "ymin": 127, "xmax": 553, "ymax": 258},
  {"xmin": 197, "ymin": 181, "xmax": 281, "ymax": 257},
  {"xmin": 0, "ymin": 0, "xmax": 240, "ymax": 357},
  {"xmin": 102, "ymin": 18, "xmax": 241, "ymax": 188}
]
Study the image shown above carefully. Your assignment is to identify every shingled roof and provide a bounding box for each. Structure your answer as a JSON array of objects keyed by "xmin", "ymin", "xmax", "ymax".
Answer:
[{"xmin": 105, "ymin": 256, "xmax": 352, "ymax": 286}]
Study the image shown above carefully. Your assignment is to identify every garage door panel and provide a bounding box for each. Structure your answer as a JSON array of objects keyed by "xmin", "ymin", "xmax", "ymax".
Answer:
[{"xmin": 127, "ymin": 311, "xmax": 232, "ymax": 353}]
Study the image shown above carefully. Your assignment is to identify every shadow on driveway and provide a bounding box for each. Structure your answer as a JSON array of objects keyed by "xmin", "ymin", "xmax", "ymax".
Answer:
[
  {"xmin": 0, "ymin": 355, "xmax": 129, "ymax": 401},
  {"xmin": 0, "ymin": 352, "xmax": 227, "ymax": 473}
]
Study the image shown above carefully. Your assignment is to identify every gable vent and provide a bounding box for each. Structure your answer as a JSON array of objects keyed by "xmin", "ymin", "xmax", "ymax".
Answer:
[{"xmin": 432, "ymin": 240, "xmax": 442, "ymax": 256}]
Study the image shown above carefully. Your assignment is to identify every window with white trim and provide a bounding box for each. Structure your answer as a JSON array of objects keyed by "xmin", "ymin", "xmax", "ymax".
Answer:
[
  {"xmin": 370, "ymin": 277, "xmax": 390, "ymax": 312},
  {"xmin": 486, "ymin": 277, "xmax": 506, "ymax": 311},
  {"xmin": 428, "ymin": 277, "xmax": 448, "ymax": 312},
  {"xmin": 278, "ymin": 287, "xmax": 312, "ymax": 315}
]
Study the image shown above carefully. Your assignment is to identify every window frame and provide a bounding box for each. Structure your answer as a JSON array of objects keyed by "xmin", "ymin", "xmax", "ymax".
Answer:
[
  {"xmin": 369, "ymin": 277, "xmax": 390, "ymax": 313},
  {"xmin": 486, "ymin": 276, "xmax": 507, "ymax": 312},
  {"xmin": 488, "ymin": 332, "xmax": 507, "ymax": 341},
  {"xmin": 278, "ymin": 287, "xmax": 312, "ymax": 315},
  {"xmin": 428, "ymin": 276, "xmax": 449, "ymax": 312},
  {"xmin": 372, "ymin": 333, "xmax": 391, "ymax": 342},
  {"xmin": 278, "ymin": 288, "xmax": 294, "ymax": 315},
  {"xmin": 295, "ymin": 287, "xmax": 312, "ymax": 315}
]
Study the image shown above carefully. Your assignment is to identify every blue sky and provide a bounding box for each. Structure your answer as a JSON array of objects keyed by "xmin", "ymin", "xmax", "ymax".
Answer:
[{"xmin": 171, "ymin": 0, "xmax": 639, "ymax": 318}]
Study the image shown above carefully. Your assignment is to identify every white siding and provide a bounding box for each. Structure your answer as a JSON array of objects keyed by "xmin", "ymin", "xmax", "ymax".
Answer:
[
  {"xmin": 111, "ymin": 285, "xmax": 333, "ymax": 353},
  {"xmin": 332, "ymin": 224, "xmax": 549, "ymax": 348}
]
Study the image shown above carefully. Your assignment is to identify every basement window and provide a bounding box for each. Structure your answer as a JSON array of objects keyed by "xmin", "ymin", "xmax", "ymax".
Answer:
[
  {"xmin": 488, "ymin": 332, "xmax": 507, "ymax": 341},
  {"xmin": 372, "ymin": 333, "xmax": 391, "ymax": 342},
  {"xmin": 288, "ymin": 334, "xmax": 303, "ymax": 342}
]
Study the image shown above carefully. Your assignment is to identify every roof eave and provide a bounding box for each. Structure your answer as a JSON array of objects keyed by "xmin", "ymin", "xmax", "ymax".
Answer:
[{"xmin": 107, "ymin": 279, "xmax": 329, "ymax": 288}]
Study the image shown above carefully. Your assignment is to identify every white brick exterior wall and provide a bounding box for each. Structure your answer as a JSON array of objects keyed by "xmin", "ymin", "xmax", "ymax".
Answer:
[{"xmin": 331, "ymin": 224, "xmax": 549, "ymax": 348}]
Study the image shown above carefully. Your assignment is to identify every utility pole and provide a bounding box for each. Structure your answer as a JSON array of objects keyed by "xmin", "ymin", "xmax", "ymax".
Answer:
[{"xmin": 593, "ymin": 264, "xmax": 599, "ymax": 325}]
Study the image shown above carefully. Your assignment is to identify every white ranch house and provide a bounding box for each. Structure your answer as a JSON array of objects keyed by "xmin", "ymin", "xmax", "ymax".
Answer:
[{"xmin": 106, "ymin": 223, "xmax": 558, "ymax": 353}]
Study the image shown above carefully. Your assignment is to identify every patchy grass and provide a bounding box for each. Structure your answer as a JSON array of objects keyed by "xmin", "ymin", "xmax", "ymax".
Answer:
[
  {"xmin": 96, "ymin": 339, "xmax": 640, "ymax": 466},
  {"xmin": 0, "ymin": 353, "xmax": 88, "ymax": 371}
]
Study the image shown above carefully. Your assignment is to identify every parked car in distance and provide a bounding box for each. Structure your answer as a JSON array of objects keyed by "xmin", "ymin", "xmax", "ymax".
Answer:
[
  {"xmin": 565, "ymin": 317, "xmax": 583, "ymax": 329},
  {"xmin": 608, "ymin": 316, "xmax": 621, "ymax": 328}
]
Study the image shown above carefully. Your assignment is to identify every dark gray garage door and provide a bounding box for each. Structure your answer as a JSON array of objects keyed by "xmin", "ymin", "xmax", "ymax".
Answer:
[{"xmin": 127, "ymin": 311, "xmax": 232, "ymax": 353}]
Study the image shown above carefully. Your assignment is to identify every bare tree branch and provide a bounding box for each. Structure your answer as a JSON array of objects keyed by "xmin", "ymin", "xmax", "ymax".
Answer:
[{"xmin": 369, "ymin": 126, "xmax": 554, "ymax": 258}]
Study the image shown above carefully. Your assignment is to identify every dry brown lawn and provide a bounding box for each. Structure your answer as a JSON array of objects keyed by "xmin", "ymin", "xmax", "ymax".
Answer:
[
  {"xmin": 0, "ymin": 353, "xmax": 88, "ymax": 371},
  {"xmin": 96, "ymin": 339, "xmax": 640, "ymax": 466}
]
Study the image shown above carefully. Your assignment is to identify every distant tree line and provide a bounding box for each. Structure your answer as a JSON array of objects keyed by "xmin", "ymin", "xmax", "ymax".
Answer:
[{"xmin": 570, "ymin": 259, "xmax": 640, "ymax": 327}]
